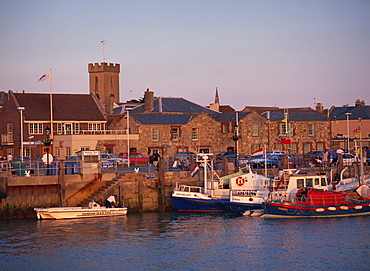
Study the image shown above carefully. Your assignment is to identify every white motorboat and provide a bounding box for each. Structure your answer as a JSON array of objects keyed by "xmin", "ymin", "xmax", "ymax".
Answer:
[{"xmin": 34, "ymin": 201, "xmax": 128, "ymax": 220}]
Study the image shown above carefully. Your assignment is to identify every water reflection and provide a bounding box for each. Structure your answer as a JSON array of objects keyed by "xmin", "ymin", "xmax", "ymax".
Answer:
[{"xmin": 0, "ymin": 213, "xmax": 370, "ymax": 270}]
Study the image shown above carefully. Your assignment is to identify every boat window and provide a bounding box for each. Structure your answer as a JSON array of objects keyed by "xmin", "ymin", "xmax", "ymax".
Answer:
[
  {"xmin": 297, "ymin": 179, "xmax": 304, "ymax": 188},
  {"xmin": 306, "ymin": 178, "xmax": 313, "ymax": 187},
  {"xmin": 321, "ymin": 178, "xmax": 327, "ymax": 186},
  {"xmin": 190, "ymin": 187, "xmax": 201, "ymax": 193},
  {"xmin": 314, "ymin": 178, "xmax": 319, "ymax": 186}
]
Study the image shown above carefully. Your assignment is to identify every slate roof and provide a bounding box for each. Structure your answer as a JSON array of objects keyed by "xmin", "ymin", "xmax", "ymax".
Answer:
[
  {"xmin": 261, "ymin": 109, "xmax": 329, "ymax": 122},
  {"xmin": 329, "ymin": 105, "xmax": 370, "ymax": 120},
  {"xmin": 132, "ymin": 113, "xmax": 198, "ymax": 125},
  {"xmin": 211, "ymin": 112, "xmax": 252, "ymax": 122},
  {"xmin": 130, "ymin": 97, "xmax": 220, "ymax": 114},
  {"xmin": 13, "ymin": 93, "xmax": 106, "ymax": 121}
]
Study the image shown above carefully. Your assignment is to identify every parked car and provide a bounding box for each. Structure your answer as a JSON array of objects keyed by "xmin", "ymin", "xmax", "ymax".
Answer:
[
  {"xmin": 100, "ymin": 153, "xmax": 127, "ymax": 165},
  {"xmin": 215, "ymin": 151, "xmax": 237, "ymax": 162},
  {"xmin": 250, "ymin": 154, "xmax": 301, "ymax": 169},
  {"xmin": 118, "ymin": 153, "xmax": 149, "ymax": 165},
  {"xmin": 13, "ymin": 157, "xmax": 31, "ymax": 162},
  {"xmin": 173, "ymin": 152, "xmax": 196, "ymax": 162},
  {"xmin": 64, "ymin": 156, "xmax": 78, "ymax": 163},
  {"xmin": 342, "ymin": 153, "xmax": 357, "ymax": 166}
]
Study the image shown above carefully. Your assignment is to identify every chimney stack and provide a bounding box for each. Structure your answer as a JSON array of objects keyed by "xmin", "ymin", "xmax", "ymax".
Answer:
[
  {"xmin": 144, "ymin": 88, "xmax": 154, "ymax": 112},
  {"xmin": 315, "ymin": 103, "xmax": 323, "ymax": 112}
]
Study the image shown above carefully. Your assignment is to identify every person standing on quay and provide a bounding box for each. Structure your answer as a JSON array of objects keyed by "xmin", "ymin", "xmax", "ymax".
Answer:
[
  {"xmin": 323, "ymin": 149, "xmax": 330, "ymax": 167},
  {"xmin": 149, "ymin": 150, "xmax": 160, "ymax": 172}
]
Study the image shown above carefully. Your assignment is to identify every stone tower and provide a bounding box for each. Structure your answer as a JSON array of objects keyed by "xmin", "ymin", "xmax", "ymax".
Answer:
[{"xmin": 88, "ymin": 62, "xmax": 120, "ymax": 114}]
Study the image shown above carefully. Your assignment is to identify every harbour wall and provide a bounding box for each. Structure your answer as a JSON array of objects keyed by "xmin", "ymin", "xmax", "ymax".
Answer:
[
  {"xmin": 0, "ymin": 170, "xmax": 199, "ymax": 219},
  {"xmin": 0, "ymin": 165, "xmax": 367, "ymax": 219}
]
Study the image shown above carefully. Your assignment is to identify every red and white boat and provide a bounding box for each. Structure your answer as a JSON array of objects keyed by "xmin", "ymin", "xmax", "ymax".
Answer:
[{"xmin": 264, "ymin": 184, "xmax": 370, "ymax": 218}]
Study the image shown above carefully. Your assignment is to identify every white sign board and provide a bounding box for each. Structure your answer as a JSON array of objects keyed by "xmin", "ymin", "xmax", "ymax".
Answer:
[{"xmin": 42, "ymin": 153, "xmax": 54, "ymax": 164}]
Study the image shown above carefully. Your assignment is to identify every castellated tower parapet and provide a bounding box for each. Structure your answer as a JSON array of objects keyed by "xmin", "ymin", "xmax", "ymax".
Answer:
[
  {"xmin": 88, "ymin": 62, "xmax": 120, "ymax": 73},
  {"xmin": 88, "ymin": 62, "xmax": 120, "ymax": 114}
]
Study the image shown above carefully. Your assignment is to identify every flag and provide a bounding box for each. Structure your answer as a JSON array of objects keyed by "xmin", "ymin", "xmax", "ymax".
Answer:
[
  {"xmin": 38, "ymin": 70, "xmax": 50, "ymax": 82},
  {"xmin": 190, "ymin": 163, "xmax": 200, "ymax": 178},
  {"xmin": 281, "ymin": 119, "xmax": 287, "ymax": 123},
  {"xmin": 281, "ymin": 137, "xmax": 292, "ymax": 144},
  {"xmin": 355, "ymin": 133, "xmax": 360, "ymax": 138},
  {"xmin": 353, "ymin": 128, "xmax": 361, "ymax": 133},
  {"xmin": 251, "ymin": 148, "xmax": 263, "ymax": 156}
]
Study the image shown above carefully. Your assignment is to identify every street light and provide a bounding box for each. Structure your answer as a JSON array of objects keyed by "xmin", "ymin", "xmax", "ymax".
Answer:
[
  {"xmin": 127, "ymin": 108, "xmax": 131, "ymax": 168},
  {"xmin": 17, "ymin": 107, "xmax": 25, "ymax": 162},
  {"xmin": 345, "ymin": 112, "xmax": 352, "ymax": 151},
  {"xmin": 29, "ymin": 135, "xmax": 34, "ymax": 160}
]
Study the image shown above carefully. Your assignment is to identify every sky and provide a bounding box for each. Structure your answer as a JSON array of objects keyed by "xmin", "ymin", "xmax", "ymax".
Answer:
[{"xmin": 0, "ymin": 0, "xmax": 369, "ymax": 111}]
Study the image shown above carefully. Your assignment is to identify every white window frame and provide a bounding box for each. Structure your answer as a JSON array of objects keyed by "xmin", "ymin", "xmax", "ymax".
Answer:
[
  {"xmin": 152, "ymin": 128, "xmax": 159, "ymax": 142},
  {"xmin": 191, "ymin": 128, "xmax": 199, "ymax": 141},
  {"xmin": 29, "ymin": 123, "xmax": 43, "ymax": 134},
  {"xmin": 308, "ymin": 123, "xmax": 315, "ymax": 136},
  {"xmin": 252, "ymin": 123, "xmax": 259, "ymax": 137}
]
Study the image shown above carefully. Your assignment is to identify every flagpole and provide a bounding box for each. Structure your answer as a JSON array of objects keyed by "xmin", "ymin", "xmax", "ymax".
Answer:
[
  {"xmin": 49, "ymin": 69, "xmax": 53, "ymax": 139},
  {"xmin": 359, "ymin": 118, "xmax": 363, "ymax": 184}
]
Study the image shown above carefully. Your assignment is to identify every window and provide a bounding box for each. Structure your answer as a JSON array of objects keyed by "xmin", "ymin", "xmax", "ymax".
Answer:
[
  {"xmin": 274, "ymin": 144, "xmax": 283, "ymax": 151},
  {"xmin": 308, "ymin": 123, "xmax": 315, "ymax": 136},
  {"xmin": 57, "ymin": 123, "xmax": 63, "ymax": 134},
  {"xmin": 306, "ymin": 178, "xmax": 313, "ymax": 187},
  {"xmin": 252, "ymin": 124, "xmax": 259, "ymax": 136},
  {"xmin": 199, "ymin": 147, "xmax": 211, "ymax": 153},
  {"xmin": 314, "ymin": 178, "xmax": 319, "ymax": 186},
  {"xmin": 317, "ymin": 143, "xmax": 324, "ymax": 151},
  {"xmin": 221, "ymin": 123, "xmax": 228, "ymax": 134},
  {"xmin": 75, "ymin": 123, "xmax": 80, "ymax": 134},
  {"xmin": 29, "ymin": 123, "xmax": 43, "ymax": 134},
  {"xmin": 251, "ymin": 144, "xmax": 260, "ymax": 153},
  {"xmin": 24, "ymin": 148, "xmax": 30, "ymax": 158},
  {"xmin": 81, "ymin": 146, "xmax": 90, "ymax": 150},
  {"xmin": 279, "ymin": 122, "xmax": 293, "ymax": 136},
  {"xmin": 297, "ymin": 179, "xmax": 304, "ymax": 188},
  {"xmin": 152, "ymin": 128, "xmax": 159, "ymax": 142},
  {"xmin": 290, "ymin": 143, "xmax": 298, "ymax": 154},
  {"xmin": 191, "ymin": 128, "xmax": 199, "ymax": 141},
  {"xmin": 66, "ymin": 147, "xmax": 71, "ymax": 157},
  {"xmin": 6, "ymin": 123, "xmax": 13, "ymax": 142},
  {"xmin": 171, "ymin": 127, "xmax": 180, "ymax": 141},
  {"xmin": 88, "ymin": 123, "xmax": 101, "ymax": 131},
  {"xmin": 321, "ymin": 178, "xmax": 327, "ymax": 186},
  {"xmin": 7, "ymin": 123, "xmax": 13, "ymax": 134},
  {"xmin": 303, "ymin": 143, "xmax": 311, "ymax": 153}
]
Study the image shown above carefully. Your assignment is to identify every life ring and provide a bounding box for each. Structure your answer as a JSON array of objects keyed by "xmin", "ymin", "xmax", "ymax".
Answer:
[{"xmin": 236, "ymin": 176, "xmax": 245, "ymax": 186}]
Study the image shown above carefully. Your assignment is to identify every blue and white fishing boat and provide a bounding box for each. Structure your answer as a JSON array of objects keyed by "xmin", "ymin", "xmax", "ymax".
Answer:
[
  {"xmin": 171, "ymin": 154, "xmax": 271, "ymax": 212},
  {"xmin": 223, "ymin": 168, "xmax": 270, "ymax": 214},
  {"xmin": 171, "ymin": 153, "xmax": 229, "ymax": 212}
]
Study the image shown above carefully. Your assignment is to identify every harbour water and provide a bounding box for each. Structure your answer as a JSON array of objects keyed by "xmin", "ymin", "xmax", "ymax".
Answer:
[{"xmin": 1, "ymin": 212, "xmax": 369, "ymax": 271}]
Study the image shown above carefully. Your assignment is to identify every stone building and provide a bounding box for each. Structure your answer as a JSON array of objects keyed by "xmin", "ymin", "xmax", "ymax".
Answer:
[
  {"xmin": 261, "ymin": 108, "xmax": 331, "ymax": 154},
  {"xmin": 329, "ymin": 99, "xmax": 370, "ymax": 151}
]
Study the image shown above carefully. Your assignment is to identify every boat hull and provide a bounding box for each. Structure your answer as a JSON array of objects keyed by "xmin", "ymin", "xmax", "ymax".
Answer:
[
  {"xmin": 224, "ymin": 201, "xmax": 263, "ymax": 214},
  {"xmin": 171, "ymin": 196, "xmax": 227, "ymax": 212},
  {"xmin": 264, "ymin": 201, "xmax": 370, "ymax": 218},
  {"xmin": 34, "ymin": 207, "xmax": 128, "ymax": 220}
]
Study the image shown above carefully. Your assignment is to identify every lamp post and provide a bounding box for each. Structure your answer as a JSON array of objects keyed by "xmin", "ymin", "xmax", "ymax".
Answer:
[
  {"xmin": 232, "ymin": 111, "xmax": 239, "ymax": 169},
  {"xmin": 29, "ymin": 135, "xmax": 34, "ymax": 160},
  {"xmin": 127, "ymin": 108, "xmax": 131, "ymax": 168},
  {"xmin": 345, "ymin": 113, "xmax": 352, "ymax": 151},
  {"xmin": 44, "ymin": 126, "xmax": 51, "ymax": 175},
  {"xmin": 17, "ymin": 107, "xmax": 25, "ymax": 162}
]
